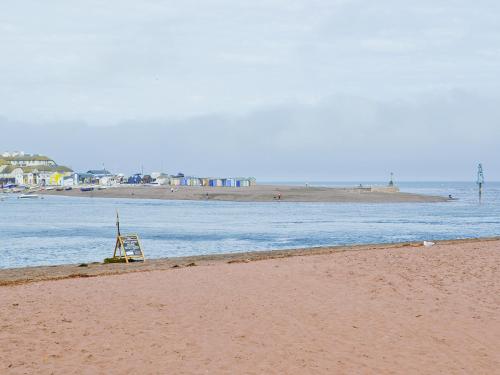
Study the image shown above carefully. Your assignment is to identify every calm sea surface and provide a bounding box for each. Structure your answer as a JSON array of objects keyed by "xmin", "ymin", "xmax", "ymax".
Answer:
[{"xmin": 1, "ymin": 182, "xmax": 499, "ymax": 269}]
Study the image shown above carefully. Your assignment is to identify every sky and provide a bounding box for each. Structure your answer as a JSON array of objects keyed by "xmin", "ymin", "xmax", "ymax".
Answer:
[{"xmin": 0, "ymin": 0, "xmax": 499, "ymax": 180}]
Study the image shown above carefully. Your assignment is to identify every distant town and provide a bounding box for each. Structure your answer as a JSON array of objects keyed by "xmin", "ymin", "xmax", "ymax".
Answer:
[{"xmin": 0, "ymin": 151, "xmax": 256, "ymax": 189}]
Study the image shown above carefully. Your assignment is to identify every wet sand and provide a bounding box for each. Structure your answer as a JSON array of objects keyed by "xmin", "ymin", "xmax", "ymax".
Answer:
[
  {"xmin": 38, "ymin": 184, "xmax": 449, "ymax": 203},
  {"xmin": 1, "ymin": 238, "xmax": 499, "ymax": 374}
]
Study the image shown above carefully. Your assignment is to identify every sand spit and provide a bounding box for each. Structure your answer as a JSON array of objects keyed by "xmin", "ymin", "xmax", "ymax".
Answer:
[
  {"xmin": 1, "ymin": 238, "xmax": 499, "ymax": 374},
  {"xmin": 38, "ymin": 184, "xmax": 449, "ymax": 203}
]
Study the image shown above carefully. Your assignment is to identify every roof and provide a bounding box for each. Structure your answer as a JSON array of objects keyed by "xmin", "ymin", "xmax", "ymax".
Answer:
[
  {"xmin": 0, "ymin": 165, "xmax": 73, "ymax": 174},
  {"xmin": 53, "ymin": 166, "xmax": 73, "ymax": 173},
  {"xmin": 0, "ymin": 165, "xmax": 23, "ymax": 174},
  {"xmin": 77, "ymin": 173, "xmax": 93, "ymax": 178},
  {"xmin": 4, "ymin": 155, "xmax": 53, "ymax": 162},
  {"xmin": 21, "ymin": 165, "xmax": 52, "ymax": 173},
  {"xmin": 87, "ymin": 169, "xmax": 111, "ymax": 175}
]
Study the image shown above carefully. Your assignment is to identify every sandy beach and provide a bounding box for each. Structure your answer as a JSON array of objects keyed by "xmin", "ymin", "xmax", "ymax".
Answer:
[
  {"xmin": 1, "ymin": 238, "xmax": 499, "ymax": 374},
  {"xmin": 37, "ymin": 184, "xmax": 449, "ymax": 203}
]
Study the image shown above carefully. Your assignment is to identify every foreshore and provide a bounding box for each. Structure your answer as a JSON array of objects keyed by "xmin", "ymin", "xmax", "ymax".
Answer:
[
  {"xmin": 1, "ymin": 238, "xmax": 499, "ymax": 373},
  {"xmin": 37, "ymin": 184, "xmax": 449, "ymax": 203},
  {"xmin": 0, "ymin": 237, "xmax": 497, "ymax": 286}
]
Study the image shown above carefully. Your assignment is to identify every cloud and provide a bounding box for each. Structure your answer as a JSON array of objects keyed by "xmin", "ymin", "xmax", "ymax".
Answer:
[
  {"xmin": 1, "ymin": 90, "xmax": 498, "ymax": 180},
  {"xmin": 1, "ymin": 0, "xmax": 499, "ymax": 124},
  {"xmin": 0, "ymin": 1, "xmax": 498, "ymax": 180}
]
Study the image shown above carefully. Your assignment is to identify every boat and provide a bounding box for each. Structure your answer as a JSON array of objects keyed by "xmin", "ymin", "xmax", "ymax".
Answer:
[
  {"xmin": 18, "ymin": 194, "xmax": 40, "ymax": 199},
  {"xmin": 80, "ymin": 187, "xmax": 94, "ymax": 192},
  {"xmin": 56, "ymin": 187, "xmax": 64, "ymax": 191},
  {"xmin": 65, "ymin": 186, "xmax": 73, "ymax": 191}
]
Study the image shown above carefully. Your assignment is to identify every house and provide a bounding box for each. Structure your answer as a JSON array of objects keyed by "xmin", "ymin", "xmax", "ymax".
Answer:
[
  {"xmin": 63, "ymin": 176, "xmax": 75, "ymax": 187},
  {"xmin": 2, "ymin": 153, "xmax": 57, "ymax": 168},
  {"xmin": 76, "ymin": 173, "xmax": 94, "ymax": 185},
  {"xmin": 0, "ymin": 165, "xmax": 24, "ymax": 185},
  {"xmin": 155, "ymin": 174, "xmax": 170, "ymax": 185},
  {"xmin": 80, "ymin": 169, "xmax": 114, "ymax": 185},
  {"xmin": 0, "ymin": 153, "xmax": 73, "ymax": 186},
  {"xmin": 49, "ymin": 172, "xmax": 65, "ymax": 186},
  {"xmin": 86, "ymin": 169, "xmax": 112, "ymax": 178}
]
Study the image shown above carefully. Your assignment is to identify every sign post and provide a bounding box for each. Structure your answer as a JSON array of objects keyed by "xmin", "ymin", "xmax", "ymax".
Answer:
[{"xmin": 112, "ymin": 210, "xmax": 145, "ymax": 263}]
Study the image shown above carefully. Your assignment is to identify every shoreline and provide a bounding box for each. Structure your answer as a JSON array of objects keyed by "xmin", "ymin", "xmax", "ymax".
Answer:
[
  {"xmin": 35, "ymin": 184, "xmax": 450, "ymax": 203},
  {"xmin": 1, "ymin": 236, "xmax": 497, "ymax": 286}
]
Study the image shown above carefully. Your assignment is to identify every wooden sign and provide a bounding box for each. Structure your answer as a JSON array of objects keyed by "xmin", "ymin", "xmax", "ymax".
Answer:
[
  {"xmin": 113, "ymin": 234, "xmax": 145, "ymax": 262},
  {"xmin": 112, "ymin": 210, "xmax": 145, "ymax": 263}
]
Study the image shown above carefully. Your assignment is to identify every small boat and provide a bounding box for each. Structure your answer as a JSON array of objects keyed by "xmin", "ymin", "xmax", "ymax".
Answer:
[
  {"xmin": 65, "ymin": 186, "xmax": 73, "ymax": 191},
  {"xmin": 97, "ymin": 186, "xmax": 107, "ymax": 190},
  {"xmin": 18, "ymin": 194, "xmax": 40, "ymax": 199},
  {"xmin": 56, "ymin": 187, "xmax": 64, "ymax": 191},
  {"xmin": 80, "ymin": 187, "xmax": 94, "ymax": 192}
]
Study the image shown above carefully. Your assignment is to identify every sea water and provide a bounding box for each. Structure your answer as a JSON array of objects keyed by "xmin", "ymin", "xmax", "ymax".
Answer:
[{"xmin": 1, "ymin": 182, "xmax": 499, "ymax": 269}]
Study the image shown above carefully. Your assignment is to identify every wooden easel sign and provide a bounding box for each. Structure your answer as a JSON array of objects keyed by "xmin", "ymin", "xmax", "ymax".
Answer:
[
  {"xmin": 114, "ymin": 234, "xmax": 145, "ymax": 262},
  {"xmin": 113, "ymin": 211, "xmax": 145, "ymax": 263}
]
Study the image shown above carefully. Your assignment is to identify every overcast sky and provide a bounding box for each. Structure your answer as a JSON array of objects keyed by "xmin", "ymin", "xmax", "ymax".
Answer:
[{"xmin": 1, "ymin": 0, "xmax": 499, "ymax": 180}]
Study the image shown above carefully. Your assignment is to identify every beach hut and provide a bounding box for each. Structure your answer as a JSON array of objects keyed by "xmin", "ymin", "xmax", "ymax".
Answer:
[
  {"xmin": 236, "ymin": 178, "xmax": 250, "ymax": 187},
  {"xmin": 186, "ymin": 177, "xmax": 200, "ymax": 186},
  {"xmin": 170, "ymin": 177, "xmax": 181, "ymax": 186}
]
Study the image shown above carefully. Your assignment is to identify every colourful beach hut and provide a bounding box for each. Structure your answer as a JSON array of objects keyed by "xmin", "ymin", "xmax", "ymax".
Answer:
[{"xmin": 224, "ymin": 178, "xmax": 235, "ymax": 187}]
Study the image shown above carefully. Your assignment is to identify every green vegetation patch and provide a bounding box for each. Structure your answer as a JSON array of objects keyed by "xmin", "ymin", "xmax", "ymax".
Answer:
[{"xmin": 103, "ymin": 257, "xmax": 127, "ymax": 264}]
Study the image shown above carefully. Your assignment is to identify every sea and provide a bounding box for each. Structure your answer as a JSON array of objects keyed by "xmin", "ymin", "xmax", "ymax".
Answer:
[{"xmin": 1, "ymin": 182, "xmax": 499, "ymax": 269}]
